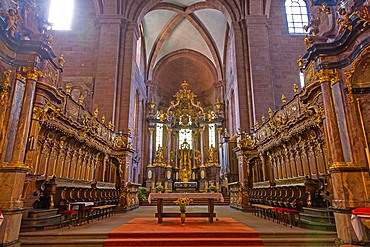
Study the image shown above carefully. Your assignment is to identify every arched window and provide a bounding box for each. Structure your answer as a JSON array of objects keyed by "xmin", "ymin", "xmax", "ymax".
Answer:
[{"xmin": 285, "ymin": 0, "xmax": 309, "ymax": 34}]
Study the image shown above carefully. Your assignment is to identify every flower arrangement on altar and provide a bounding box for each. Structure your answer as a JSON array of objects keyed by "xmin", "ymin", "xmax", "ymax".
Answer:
[{"xmin": 174, "ymin": 197, "xmax": 192, "ymax": 212}]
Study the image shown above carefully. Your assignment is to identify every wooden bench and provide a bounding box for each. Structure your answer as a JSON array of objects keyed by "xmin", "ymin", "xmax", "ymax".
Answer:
[{"xmin": 93, "ymin": 204, "xmax": 116, "ymax": 220}]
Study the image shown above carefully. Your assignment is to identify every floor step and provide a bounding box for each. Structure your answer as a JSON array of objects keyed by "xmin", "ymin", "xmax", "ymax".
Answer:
[
  {"xmin": 262, "ymin": 237, "xmax": 336, "ymax": 246},
  {"xmin": 108, "ymin": 232, "xmax": 259, "ymax": 239},
  {"xmin": 104, "ymin": 237, "xmax": 263, "ymax": 246}
]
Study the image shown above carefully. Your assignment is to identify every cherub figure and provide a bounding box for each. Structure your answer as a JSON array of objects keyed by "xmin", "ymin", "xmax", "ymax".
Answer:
[
  {"xmin": 336, "ymin": 7, "xmax": 352, "ymax": 35},
  {"xmin": 1, "ymin": 8, "xmax": 22, "ymax": 38}
]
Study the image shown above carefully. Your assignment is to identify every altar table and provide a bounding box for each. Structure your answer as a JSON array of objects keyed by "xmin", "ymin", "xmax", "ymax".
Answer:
[{"xmin": 148, "ymin": 193, "xmax": 224, "ymax": 223}]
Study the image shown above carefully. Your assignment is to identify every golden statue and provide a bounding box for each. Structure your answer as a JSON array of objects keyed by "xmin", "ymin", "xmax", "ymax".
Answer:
[
  {"xmin": 207, "ymin": 145, "xmax": 216, "ymax": 163},
  {"xmin": 154, "ymin": 145, "xmax": 164, "ymax": 163},
  {"xmin": 179, "ymin": 140, "xmax": 191, "ymax": 182}
]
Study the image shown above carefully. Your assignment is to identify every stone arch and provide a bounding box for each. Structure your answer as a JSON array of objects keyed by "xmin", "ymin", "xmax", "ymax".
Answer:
[{"xmin": 152, "ymin": 49, "xmax": 218, "ymax": 108}]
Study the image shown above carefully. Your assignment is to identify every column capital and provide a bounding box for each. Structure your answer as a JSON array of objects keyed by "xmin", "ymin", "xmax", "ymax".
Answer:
[
  {"xmin": 17, "ymin": 67, "xmax": 43, "ymax": 81},
  {"xmin": 315, "ymin": 69, "xmax": 339, "ymax": 84}
]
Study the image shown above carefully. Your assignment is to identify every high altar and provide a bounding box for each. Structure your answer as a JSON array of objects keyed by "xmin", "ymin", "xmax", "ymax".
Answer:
[{"xmin": 145, "ymin": 81, "xmax": 224, "ymax": 192}]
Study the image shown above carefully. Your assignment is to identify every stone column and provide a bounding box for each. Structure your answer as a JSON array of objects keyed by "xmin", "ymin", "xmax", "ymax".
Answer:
[
  {"xmin": 319, "ymin": 69, "xmax": 345, "ymax": 164},
  {"xmin": 148, "ymin": 125, "xmax": 155, "ymax": 166},
  {"xmin": 318, "ymin": 69, "xmax": 362, "ymax": 244},
  {"xmin": 199, "ymin": 128, "xmax": 205, "ymax": 165},
  {"xmin": 10, "ymin": 68, "xmax": 39, "ymax": 164},
  {"xmin": 166, "ymin": 128, "xmax": 172, "ymax": 166}
]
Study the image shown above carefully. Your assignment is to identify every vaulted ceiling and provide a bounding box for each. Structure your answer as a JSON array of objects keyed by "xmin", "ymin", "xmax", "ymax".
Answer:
[{"xmin": 142, "ymin": 0, "xmax": 228, "ymax": 100}]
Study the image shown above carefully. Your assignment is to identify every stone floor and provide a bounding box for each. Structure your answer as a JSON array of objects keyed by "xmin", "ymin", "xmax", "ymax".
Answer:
[{"xmin": 19, "ymin": 206, "xmax": 339, "ymax": 246}]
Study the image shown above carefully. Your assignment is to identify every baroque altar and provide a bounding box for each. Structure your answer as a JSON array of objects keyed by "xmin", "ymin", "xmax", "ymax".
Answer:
[{"xmin": 146, "ymin": 81, "xmax": 224, "ymax": 192}]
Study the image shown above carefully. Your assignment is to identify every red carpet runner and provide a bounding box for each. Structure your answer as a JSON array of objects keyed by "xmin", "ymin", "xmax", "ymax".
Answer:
[{"xmin": 104, "ymin": 217, "xmax": 264, "ymax": 247}]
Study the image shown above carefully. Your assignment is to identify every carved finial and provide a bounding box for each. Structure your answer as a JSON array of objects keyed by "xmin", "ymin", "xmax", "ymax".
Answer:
[
  {"xmin": 304, "ymin": 35, "xmax": 313, "ymax": 47},
  {"xmin": 148, "ymin": 97, "xmax": 156, "ymax": 111},
  {"xmin": 261, "ymin": 115, "xmax": 266, "ymax": 123},
  {"xmin": 293, "ymin": 83, "xmax": 299, "ymax": 94},
  {"xmin": 58, "ymin": 53, "xmax": 65, "ymax": 68},
  {"xmin": 78, "ymin": 94, "xmax": 84, "ymax": 105},
  {"xmin": 101, "ymin": 115, "xmax": 105, "ymax": 123},
  {"xmin": 181, "ymin": 80, "xmax": 189, "ymax": 89},
  {"xmin": 297, "ymin": 56, "xmax": 304, "ymax": 71},
  {"xmin": 268, "ymin": 108, "xmax": 273, "ymax": 118},
  {"xmin": 108, "ymin": 121, "xmax": 114, "ymax": 130},
  {"xmin": 318, "ymin": 3, "xmax": 330, "ymax": 15},
  {"xmin": 281, "ymin": 94, "xmax": 286, "ymax": 104},
  {"xmin": 94, "ymin": 108, "xmax": 99, "ymax": 117},
  {"xmin": 254, "ymin": 121, "xmax": 259, "ymax": 130},
  {"xmin": 65, "ymin": 83, "xmax": 71, "ymax": 95}
]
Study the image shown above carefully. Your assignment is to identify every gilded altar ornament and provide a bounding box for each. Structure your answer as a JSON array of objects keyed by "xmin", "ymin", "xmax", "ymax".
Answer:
[
  {"xmin": 281, "ymin": 94, "xmax": 286, "ymax": 104},
  {"xmin": 148, "ymin": 97, "xmax": 156, "ymax": 112},
  {"xmin": 78, "ymin": 94, "xmax": 84, "ymax": 105},
  {"xmin": 297, "ymin": 56, "xmax": 304, "ymax": 71},
  {"xmin": 261, "ymin": 115, "xmax": 266, "ymax": 123},
  {"xmin": 254, "ymin": 121, "xmax": 259, "ymax": 130},
  {"xmin": 101, "ymin": 115, "xmax": 105, "ymax": 124},
  {"xmin": 154, "ymin": 145, "xmax": 165, "ymax": 164},
  {"xmin": 58, "ymin": 53, "xmax": 65, "ymax": 68},
  {"xmin": 0, "ymin": 69, "xmax": 11, "ymax": 105},
  {"xmin": 108, "ymin": 121, "xmax": 114, "ymax": 130},
  {"xmin": 113, "ymin": 133, "xmax": 126, "ymax": 148},
  {"xmin": 268, "ymin": 108, "xmax": 273, "ymax": 118},
  {"xmin": 93, "ymin": 108, "xmax": 99, "ymax": 117},
  {"xmin": 318, "ymin": 3, "xmax": 331, "ymax": 15},
  {"xmin": 293, "ymin": 83, "xmax": 299, "ymax": 94},
  {"xmin": 65, "ymin": 83, "xmax": 71, "ymax": 95},
  {"xmin": 352, "ymin": 1, "xmax": 370, "ymax": 27},
  {"xmin": 304, "ymin": 35, "xmax": 313, "ymax": 47}
]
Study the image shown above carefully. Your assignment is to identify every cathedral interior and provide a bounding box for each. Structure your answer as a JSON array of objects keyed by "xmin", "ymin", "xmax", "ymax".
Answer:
[{"xmin": 0, "ymin": 0, "xmax": 370, "ymax": 246}]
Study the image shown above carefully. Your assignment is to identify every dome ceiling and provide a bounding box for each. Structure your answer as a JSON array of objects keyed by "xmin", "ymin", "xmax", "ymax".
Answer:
[{"xmin": 142, "ymin": 0, "xmax": 228, "ymax": 89}]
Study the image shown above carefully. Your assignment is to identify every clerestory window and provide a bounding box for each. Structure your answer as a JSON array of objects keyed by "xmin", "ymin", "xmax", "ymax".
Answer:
[
  {"xmin": 285, "ymin": 0, "xmax": 309, "ymax": 34},
  {"xmin": 48, "ymin": 0, "xmax": 74, "ymax": 30}
]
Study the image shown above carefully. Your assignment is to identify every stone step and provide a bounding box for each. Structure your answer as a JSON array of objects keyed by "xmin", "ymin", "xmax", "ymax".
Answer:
[
  {"xmin": 262, "ymin": 237, "xmax": 336, "ymax": 246},
  {"xmin": 300, "ymin": 212, "xmax": 335, "ymax": 223},
  {"xmin": 302, "ymin": 207, "xmax": 334, "ymax": 217},
  {"xmin": 27, "ymin": 209, "xmax": 59, "ymax": 218},
  {"xmin": 300, "ymin": 218, "xmax": 337, "ymax": 232},
  {"xmin": 104, "ymin": 237, "xmax": 263, "ymax": 246}
]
